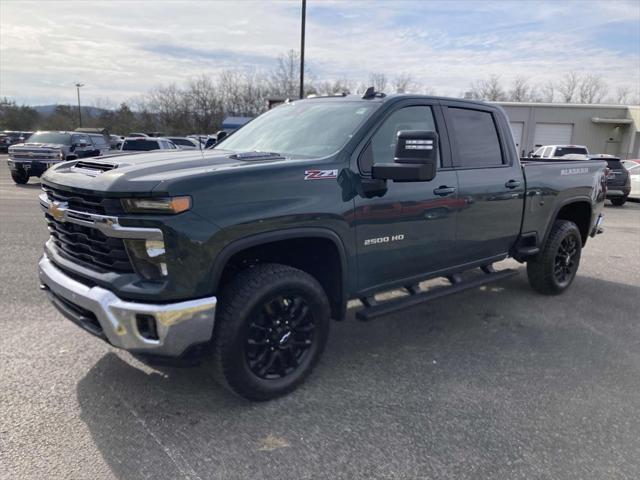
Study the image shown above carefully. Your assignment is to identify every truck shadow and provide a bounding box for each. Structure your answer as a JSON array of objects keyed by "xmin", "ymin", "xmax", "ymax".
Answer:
[{"xmin": 76, "ymin": 271, "xmax": 640, "ymax": 480}]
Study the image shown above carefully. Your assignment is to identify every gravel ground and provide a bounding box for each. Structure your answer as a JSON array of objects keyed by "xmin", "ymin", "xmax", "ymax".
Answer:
[{"xmin": 1, "ymin": 156, "xmax": 639, "ymax": 480}]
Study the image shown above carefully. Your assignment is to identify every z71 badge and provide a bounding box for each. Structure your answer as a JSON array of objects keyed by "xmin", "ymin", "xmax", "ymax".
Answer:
[{"xmin": 304, "ymin": 169, "xmax": 338, "ymax": 180}]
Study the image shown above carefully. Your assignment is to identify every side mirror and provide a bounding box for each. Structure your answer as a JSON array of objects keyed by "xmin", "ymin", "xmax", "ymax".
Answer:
[{"xmin": 372, "ymin": 130, "xmax": 438, "ymax": 182}]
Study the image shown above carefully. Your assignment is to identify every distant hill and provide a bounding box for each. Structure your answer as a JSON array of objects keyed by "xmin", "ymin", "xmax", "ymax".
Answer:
[{"xmin": 33, "ymin": 105, "xmax": 110, "ymax": 117}]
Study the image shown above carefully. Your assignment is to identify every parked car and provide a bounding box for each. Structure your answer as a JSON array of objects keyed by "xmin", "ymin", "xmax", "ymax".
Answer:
[
  {"xmin": 0, "ymin": 131, "xmax": 32, "ymax": 152},
  {"xmin": 38, "ymin": 93, "xmax": 607, "ymax": 401},
  {"xmin": 167, "ymin": 137, "xmax": 201, "ymax": 150},
  {"xmin": 531, "ymin": 145, "xmax": 589, "ymax": 159},
  {"xmin": 590, "ymin": 155, "xmax": 631, "ymax": 206},
  {"xmin": 109, "ymin": 134, "xmax": 124, "ymax": 150},
  {"xmin": 120, "ymin": 137, "xmax": 178, "ymax": 151},
  {"xmin": 626, "ymin": 163, "xmax": 640, "ymax": 200},
  {"xmin": 7, "ymin": 131, "xmax": 100, "ymax": 184}
]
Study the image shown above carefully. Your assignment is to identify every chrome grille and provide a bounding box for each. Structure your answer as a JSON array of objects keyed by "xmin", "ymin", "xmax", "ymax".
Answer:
[{"xmin": 46, "ymin": 213, "xmax": 133, "ymax": 273}]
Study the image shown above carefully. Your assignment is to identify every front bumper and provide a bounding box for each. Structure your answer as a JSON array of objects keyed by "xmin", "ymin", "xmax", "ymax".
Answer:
[
  {"xmin": 8, "ymin": 159, "xmax": 61, "ymax": 176},
  {"xmin": 38, "ymin": 255, "xmax": 217, "ymax": 357}
]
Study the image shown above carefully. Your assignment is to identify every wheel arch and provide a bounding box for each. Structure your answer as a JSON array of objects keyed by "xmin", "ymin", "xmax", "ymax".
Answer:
[
  {"xmin": 546, "ymin": 199, "xmax": 592, "ymax": 246},
  {"xmin": 211, "ymin": 228, "xmax": 349, "ymax": 320}
]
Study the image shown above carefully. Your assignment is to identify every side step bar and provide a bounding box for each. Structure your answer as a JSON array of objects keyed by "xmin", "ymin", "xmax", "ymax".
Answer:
[{"xmin": 356, "ymin": 267, "xmax": 518, "ymax": 321}]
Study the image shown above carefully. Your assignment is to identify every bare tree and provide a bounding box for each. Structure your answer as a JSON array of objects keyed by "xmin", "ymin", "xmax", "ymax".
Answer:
[
  {"xmin": 315, "ymin": 79, "xmax": 353, "ymax": 95},
  {"xmin": 392, "ymin": 73, "xmax": 417, "ymax": 94},
  {"xmin": 186, "ymin": 74, "xmax": 223, "ymax": 133},
  {"xmin": 578, "ymin": 74, "xmax": 608, "ymax": 104},
  {"xmin": 469, "ymin": 75, "xmax": 506, "ymax": 101},
  {"xmin": 540, "ymin": 81, "xmax": 555, "ymax": 102},
  {"xmin": 558, "ymin": 72, "xmax": 580, "ymax": 103},
  {"xmin": 368, "ymin": 72, "xmax": 388, "ymax": 93},
  {"xmin": 615, "ymin": 85, "xmax": 631, "ymax": 104},
  {"xmin": 508, "ymin": 76, "xmax": 531, "ymax": 102}
]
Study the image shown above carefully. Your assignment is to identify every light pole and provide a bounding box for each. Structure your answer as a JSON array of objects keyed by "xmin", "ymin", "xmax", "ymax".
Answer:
[
  {"xmin": 75, "ymin": 82, "xmax": 84, "ymax": 127},
  {"xmin": 299, "ymin": 0, "xmax": 306, "ymax": 99}
]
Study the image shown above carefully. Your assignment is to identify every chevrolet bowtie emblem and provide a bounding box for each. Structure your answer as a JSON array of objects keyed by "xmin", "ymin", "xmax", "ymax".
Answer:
[
  {"xmin": 48, "ymin": 202, "xmax": 66, "ymax": 222},
  {"xmin": 29, "ymin": 152, "xmax": 34, "ymax": 157}
]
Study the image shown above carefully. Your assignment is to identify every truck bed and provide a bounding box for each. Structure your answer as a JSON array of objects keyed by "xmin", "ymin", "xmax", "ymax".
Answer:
[{"xmin": 520, "ymin": 158, "xmax": 607, "ymax": 243}]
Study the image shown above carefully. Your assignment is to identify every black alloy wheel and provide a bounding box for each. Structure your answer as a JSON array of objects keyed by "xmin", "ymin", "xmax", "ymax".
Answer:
[
  {"xmin": 212, "ymin": 263, "xmax": 330, "ymax": 401},
  {"xmin": 553, "ymin": 234, "xmax": 579, "ymax": 287},
  {"xmin": 245, "ymin": 294, "xmax": 316, "ymax": 380}
]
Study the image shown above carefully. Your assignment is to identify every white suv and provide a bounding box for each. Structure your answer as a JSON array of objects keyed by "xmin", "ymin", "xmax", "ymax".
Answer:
[{"xmin": 120, "ymin": 137, "xmax": 178, "ymax": 152}]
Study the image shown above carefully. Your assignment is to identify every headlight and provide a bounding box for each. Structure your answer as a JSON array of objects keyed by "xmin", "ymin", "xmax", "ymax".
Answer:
[
  {"xmin": 121, "ymin": 196, "xmax": 191, "ymax": 214},
  {"xmin": 124, "ymin": 239, "xmax": 168, "ymax": 281}
]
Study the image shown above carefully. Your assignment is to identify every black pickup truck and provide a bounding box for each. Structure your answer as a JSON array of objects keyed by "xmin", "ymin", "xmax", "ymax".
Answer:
[
  {"xmin": 38, "ymin": 93, "xmax": 606, "ymax": 400},
  {"xmin": 8, "ymin": 131, "xmax": 103, "ymax": 184}
]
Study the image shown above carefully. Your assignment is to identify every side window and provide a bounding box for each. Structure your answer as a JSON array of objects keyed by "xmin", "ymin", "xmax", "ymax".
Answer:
[
  {"xmin": 532, "ymin": 147, "xmax": 544, "ymax": 157},
  {"xmin": 542, "ymin": 147, "xmax": 552, "ymax": 158},
  {"xmin": 447, "ymin": 108, "xmax": 503, "ymax": 167},
  {"xmin": 359, "ymin": 106, "xmax": 437, "ymax": 173}
]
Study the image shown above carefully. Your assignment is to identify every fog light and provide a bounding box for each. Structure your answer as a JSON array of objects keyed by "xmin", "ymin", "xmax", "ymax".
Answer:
[{"xmin": 136, "ymin": 314, "xmax": 159, "ymax": 340}]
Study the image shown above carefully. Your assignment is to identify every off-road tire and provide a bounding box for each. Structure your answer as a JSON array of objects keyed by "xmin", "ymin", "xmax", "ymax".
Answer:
[
  {"xmin": 11, "ymin": 169, "xmax": 29, "ymax": 185},
  {"xmin": 527, "ymin": 220, "xmax": 582, "ymax": 295},
  {"xmin": 610, "ymin": 197, "xmax": 627, "ymax": 206},
  {"xmin": 211, "ymin": 263, "xmax": 330, "ymax": 401}
]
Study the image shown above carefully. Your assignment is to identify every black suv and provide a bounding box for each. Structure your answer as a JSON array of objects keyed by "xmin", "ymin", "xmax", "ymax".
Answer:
[{"xmin": 592, "ymin": 155, "xmax": 631, "ymax": 206}]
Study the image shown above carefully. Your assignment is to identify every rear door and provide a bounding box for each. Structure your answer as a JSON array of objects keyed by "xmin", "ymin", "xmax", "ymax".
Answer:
[
  {"xmin": 354, "ymin": 100, "xmax": 461, "ymax": 291},
  {"xmin": 442, "ymin": 102, "xmax": 525, "ymax": 264}
]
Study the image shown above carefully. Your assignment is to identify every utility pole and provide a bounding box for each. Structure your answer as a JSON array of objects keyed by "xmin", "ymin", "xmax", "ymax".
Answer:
[
  {"xmin": 299, "ymin": 0, "xmax": 306, "ymax": 99},
  {"xmin": 75, "ymin": 82, "xmax": 84, "ymax": 127}
]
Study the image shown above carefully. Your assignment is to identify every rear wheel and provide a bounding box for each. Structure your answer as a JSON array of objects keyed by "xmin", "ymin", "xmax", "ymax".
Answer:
[
  {"xmin": 610, "ymin": 197, "xmax": 627, "ymax": 206},
  {"xmin": 211, "ymin": 263, "xmax": 330, "ymax": 401},
  {"xmin": 527, "ymin": 220, "xmax": 582, "ymax": 295},
  {"xmin": 10, "ymin": 169, "xmax": 29, "ymax": 185}
]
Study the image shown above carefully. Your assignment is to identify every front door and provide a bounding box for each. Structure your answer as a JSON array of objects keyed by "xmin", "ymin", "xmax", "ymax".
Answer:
[{"xmin": 354, "ymin": 103, "xmax": 461, "ymax": 292}]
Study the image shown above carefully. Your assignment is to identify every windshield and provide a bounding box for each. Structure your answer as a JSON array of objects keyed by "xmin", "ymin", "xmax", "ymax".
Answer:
[
  {"xmin": 555, "ymin": 147, "xmax": 588, "ymax": 157},
  {"xmin": 122, "ymin": 139, "xmax": 159, "ymax": 151},
  {"xmin": 26, "ymin": 132, "xmax": 71, "ymax": 145},
  {"xmin": 216, "ymin": 100, "xmax": 376, "ymax": 157}
]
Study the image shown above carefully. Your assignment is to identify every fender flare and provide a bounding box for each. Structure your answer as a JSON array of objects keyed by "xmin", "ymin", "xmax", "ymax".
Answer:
[
  {"xmin": 542, "ymin": 196, "xmax": 593, "ymax": 247},
  {"xmin": 210, "ymin": 227, "xmax": 350, "ymax": 318}
]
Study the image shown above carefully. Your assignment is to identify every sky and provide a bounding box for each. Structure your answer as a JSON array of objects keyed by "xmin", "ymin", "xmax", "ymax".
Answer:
[{"xmin": 1, "ymin": 0, "xmax": 639, "ymax": 106}]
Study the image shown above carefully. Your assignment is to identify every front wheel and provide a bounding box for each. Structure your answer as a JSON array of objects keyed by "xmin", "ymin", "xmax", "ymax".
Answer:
[
  {"xmin": 527, "ymin": 220, "xmax": 582, "ymax": 295},
  {"xmin": 211, "ymin": 263, "xmax": 330, "ymax": 401},
  {"xmin": 610, "ymin": 197, "xmax": 627, "ymax": 206},
  {"xmin": 11, "ymin": 169, "xmax": 29, "ymax": 185}
]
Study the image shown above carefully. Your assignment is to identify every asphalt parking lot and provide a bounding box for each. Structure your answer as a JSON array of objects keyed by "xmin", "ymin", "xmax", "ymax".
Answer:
[{"xmin": 1, "ymin": 155, "xmax": 639, "ymax": 480}]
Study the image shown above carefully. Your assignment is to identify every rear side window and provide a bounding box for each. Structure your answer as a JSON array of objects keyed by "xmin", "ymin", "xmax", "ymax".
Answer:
[
  {"xmin": 605, "ymin": 159, "xmax": 622, "ymax": 170},
  {"xmin": 447, "ymin": 108, "xmax": 503, "ymax": 167}
]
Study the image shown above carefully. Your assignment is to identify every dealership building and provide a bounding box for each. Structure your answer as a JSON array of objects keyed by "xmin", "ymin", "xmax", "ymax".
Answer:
[{"xmin": 496, "ymin": 102, "xmax": 640, "ymax": 159}]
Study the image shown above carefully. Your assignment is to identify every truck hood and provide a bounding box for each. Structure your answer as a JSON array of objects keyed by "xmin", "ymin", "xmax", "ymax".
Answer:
[
  {"xmin": 10, "ymin": 142, "xmax": 67, "ymax": 151},
  {"xmin": 41, "ymin": 149, "xmax": 295, "ymax": 195}
]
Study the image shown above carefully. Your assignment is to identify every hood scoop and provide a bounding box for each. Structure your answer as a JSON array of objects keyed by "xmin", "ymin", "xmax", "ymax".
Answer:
[
  {"xmin": 72, "ymin": 161, "xmax": 118, "ymax": 176},
  {"xmin": 229, "ymin": 151, "xmax": 283, "ymax": 161}
]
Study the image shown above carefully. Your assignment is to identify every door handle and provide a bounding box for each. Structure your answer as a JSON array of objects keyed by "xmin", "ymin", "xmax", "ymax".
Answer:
[
  {"xmin": 433, "ymin": 186, "xmax": 456, "ymax": 196},
  {"xmin": 505, "ymin": 179, "xmax": 521, "ymax": 189}
]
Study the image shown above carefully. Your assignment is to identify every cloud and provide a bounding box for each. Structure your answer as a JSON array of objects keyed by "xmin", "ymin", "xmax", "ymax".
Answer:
[{"xmin": 0, "ymin": 0, "xmax": 638, "ymax": 105}]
